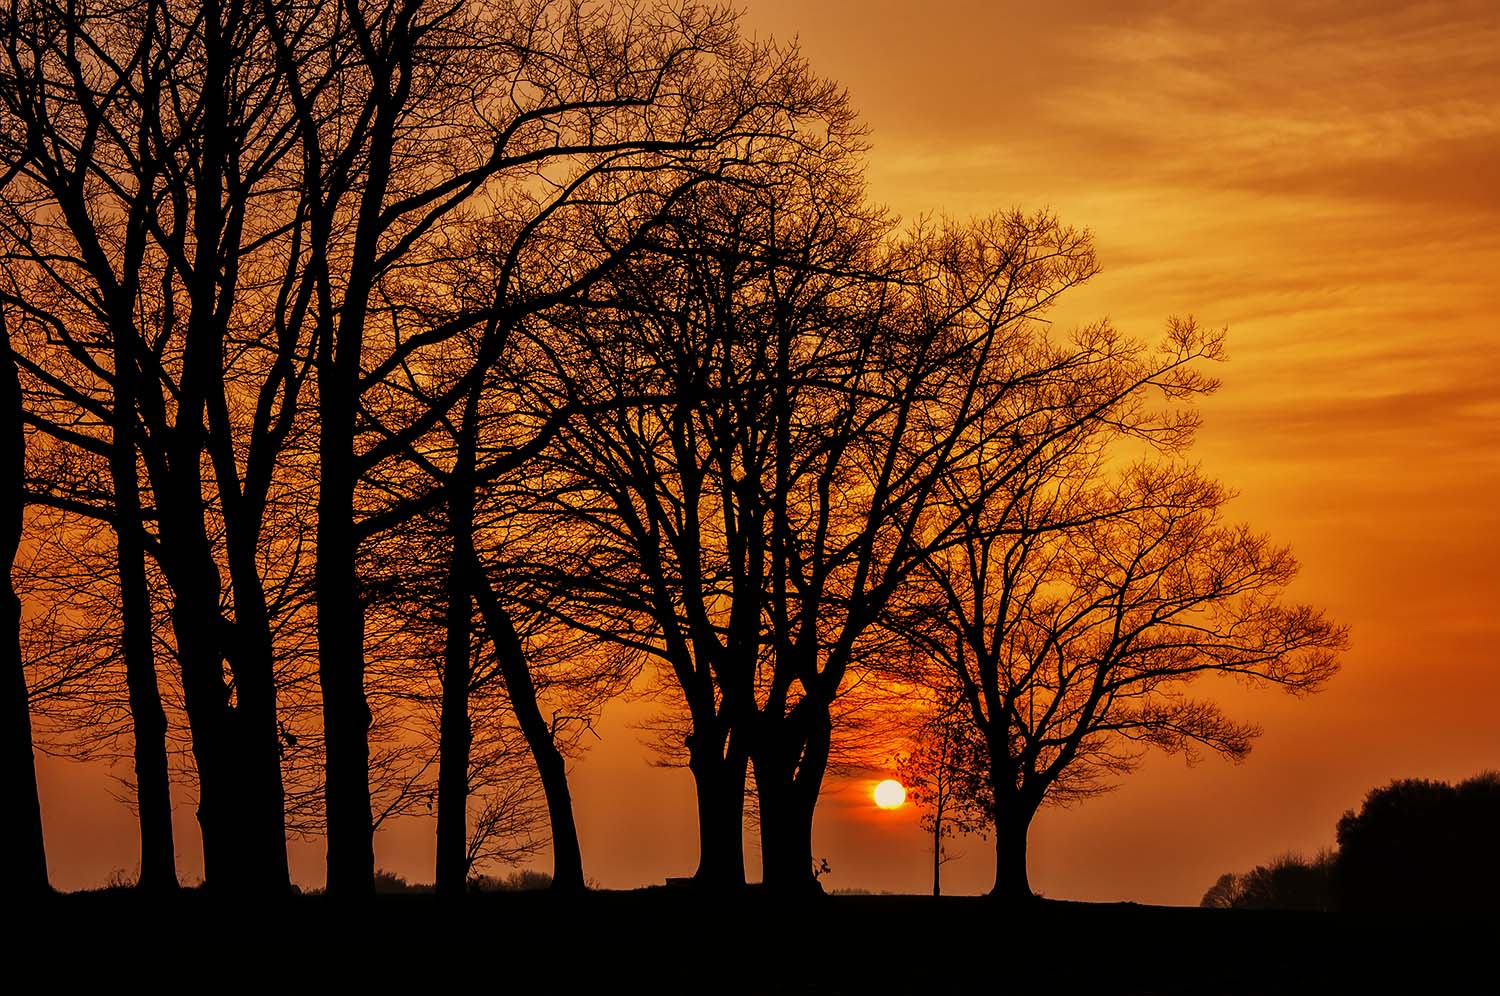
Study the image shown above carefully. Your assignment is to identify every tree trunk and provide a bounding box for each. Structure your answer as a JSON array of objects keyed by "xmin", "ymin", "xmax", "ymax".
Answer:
[
  {"xmin": 146, "ymin": 406, "xmax": 255, "ymax": 893},
  {"xmin": 688, "ymin": 733, "xmax": 748, "ymax": 888},
  {"xmin": 166, "ymin": 591, "xmax": 241, "ymax": 887},
  {"xmin": 466, "ymin": 559, "xmax": 586, "ymax": 893},
  {"xmin": 752, "ymin": 713, "xmax": 829, "ymax": 894},
  {"xmin": 989, "ymin": 802, "xmax": 1037, "ymax": 902},
  {"xmin": 222, "ymin": 536, "xmax": 292, "ymax": 893},
  {"xmin": 317, "ymin": 377, "xmax": 374, "ymax": 895},
  {"xmin": 2, "ymin": 332, "xmax": 48, "ymax": 893},
  {"xmin": 932, "ymin": 815, "xmax": 941, "ymax": 898},
  {"xmin": 110, "ymin": 422, "xmax": 177, "ymax": 892},
  {"xmin": 435, "ymin": 542, "xmax": 473, "ymax": 898},
  {"xmin": 755, "ymin": 774, "xmax": 819, "ymax": 892}
]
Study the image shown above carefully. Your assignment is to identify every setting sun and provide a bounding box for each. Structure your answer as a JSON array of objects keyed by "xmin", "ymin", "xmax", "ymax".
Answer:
[{"xmin": 873, "ymin": 779, "xmax": 906, "ymax": 810}]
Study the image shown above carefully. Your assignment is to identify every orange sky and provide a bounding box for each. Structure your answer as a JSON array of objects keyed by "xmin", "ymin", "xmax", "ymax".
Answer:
[{"xmin": 34, "ymin": 0, "xmax": 1500, "ymax": 903}]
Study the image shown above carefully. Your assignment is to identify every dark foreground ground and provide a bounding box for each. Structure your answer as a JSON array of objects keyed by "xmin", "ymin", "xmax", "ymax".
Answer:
[{"xmin": 7, "ymin": 888, "xmax": 1492, "ymax": 993}]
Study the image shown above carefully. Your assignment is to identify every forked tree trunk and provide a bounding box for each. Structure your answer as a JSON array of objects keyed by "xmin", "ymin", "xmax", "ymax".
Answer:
[
  {"xmin": 2, "ymin": 329, "xmax": 48, "ymax": 893},
  {"xmin": 753, "ymin": 713, "xmax": 831, "ymax": 894}
]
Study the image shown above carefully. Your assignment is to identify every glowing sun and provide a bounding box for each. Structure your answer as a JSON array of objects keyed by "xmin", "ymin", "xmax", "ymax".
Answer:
[{"xmin": 873, "ymin": 779, "xmax": 906, "ymax": 809}]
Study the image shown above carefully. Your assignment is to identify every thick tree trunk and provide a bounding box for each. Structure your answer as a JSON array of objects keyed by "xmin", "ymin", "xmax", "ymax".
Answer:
[
  {"xmin": 989, "ymin": 802, "xmax": 1037, "ymax": 902},
  {"xmin": 142, "ymin": 414, "xmax": 283, "ymax": 892},
  {"xmin": 317, "ymin": 380, "xmax": 374, "ymax": 895},
  {"xmin": 167, "ymin": 591, "xmax": 241, "ymax": 888},
  {"xmin": 688, "ymin": 734, "xmax": 748, "ymax": 888},
  {"xmin": 222, "ymin": 537, "xmax": 292, "ymax": 893},
  {"xmin": 755, "ymin": 775, "xmax": 820, "ymax": 892},
  {"xmin": 753, "ymin": 714, "xmax": 830, "ymax": 894},
  {"xmin": 467, "ymin": 561, "xmax": 586, "ymax": 893},
  {"xmin": 435, "ymin": 543, "xmax": 473, "ymax": 898},
  {"xmin": 110, "ymin": 424, "xmax": 177, "ymax": 892},
  {"xmin": 2, "ymin": 336, "xmax": 48, "ymax": 893},
  {"xmin": 148, "ymin": 413, "xmax": 252, "ymax": 892}
]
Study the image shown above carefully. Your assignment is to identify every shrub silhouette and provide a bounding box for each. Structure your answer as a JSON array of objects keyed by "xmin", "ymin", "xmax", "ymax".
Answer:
[
  {"xmin": 372, "ymin": 870, "xmax": 429, "ymax": 894},
  {"xmin": 468, "ymin": 869, "xmax": 553, "ymax": 893},
  {"xmin": 1200, "ymin": 851, "xmax": 1334, "ymax": 910}
]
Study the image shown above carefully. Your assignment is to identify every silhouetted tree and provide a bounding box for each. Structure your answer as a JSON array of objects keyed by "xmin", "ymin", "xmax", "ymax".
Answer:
[
  {"xmin": 882, "ymin": 312, "xmax": 1348, "ymax": 900},
  {"xmin": 895, "ymin": 704, "xmax": 990, "ymax": 896},
  {"xmin": 1334, "ymin": 772, "xmax": 1500, "ymax": 912},
  {"xmin": 1199, "ymin": 872, "xmax": 1247, "ymax": 910},
  {"xmin": 1200, "ymin": 851, "xmax": 1334, "ymax": 910},
  {"xmin": 1, "ymin": 305, "xmax": 47, "ymax": 893},
  {"xmin": 530, "ymin": 175, "xmax": 875, "ymax": 888},
  {"xmin": 9, "ymin": 486, "xmax": 183, "ymax": 892}
]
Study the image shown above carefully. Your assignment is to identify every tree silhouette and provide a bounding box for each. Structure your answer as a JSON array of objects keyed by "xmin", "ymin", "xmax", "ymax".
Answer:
[
  {"xmin": 1199, "ymin": 851, "xmax": 1334, "ymax": 910},
  {"xmin": 882, "ymin": 314, "xmax": 1348, "ymax": 900},
  {"xmin": 895, "ymin": 704, "xmax": 990, "ymax": 896}
]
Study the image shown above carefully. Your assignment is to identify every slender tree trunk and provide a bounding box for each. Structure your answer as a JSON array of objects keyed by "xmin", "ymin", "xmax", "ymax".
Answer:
[
  {"xmin": 110, "ymin": 419, "xmax": 177, "ymax": 892},
  {"xmin": 932, "ymin": 811, "xmax": 941, "ymax": 898},
  {"xmin": 436, "ymin": 414, "xmax": 479, "ymax": 898},
  {"xmin": 2, "ymin": 327, "xmax": 48, "ymax": 893},
  {"xmin": 317, "ymin": 370, "xmax": 374, "ymax": 895},
  {"xmin": 435, "ymin": 539, "xmax": 474, "ymax": 897},
  {"xmin": 688, "ymin": 734, "xmax": 748, "ymax": 888},
  {"xmin": 466, "ymin": 559, "xmax": 585, "ymax": 893}
]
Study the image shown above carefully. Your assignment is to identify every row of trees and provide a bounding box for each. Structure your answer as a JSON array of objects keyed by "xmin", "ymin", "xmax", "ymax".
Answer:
[
  {"xmin": 1201, "ymin": 773, "xmax": 1500, "ymax": 911},
  {"xmin": 2, "ymin": 0, "xmax": 1345, "ymax": 899}
]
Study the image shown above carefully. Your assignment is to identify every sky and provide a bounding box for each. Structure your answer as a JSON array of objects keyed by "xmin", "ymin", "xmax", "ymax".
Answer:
[{"xmin": 33, "ymin": 0, "xmax": 1500, "ymax": 904}]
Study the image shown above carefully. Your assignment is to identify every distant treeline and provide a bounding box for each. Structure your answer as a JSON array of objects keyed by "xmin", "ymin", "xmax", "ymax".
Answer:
[{"xmin": 1201, "ymin": 772, "xmax": 1500, "ymax": 912}]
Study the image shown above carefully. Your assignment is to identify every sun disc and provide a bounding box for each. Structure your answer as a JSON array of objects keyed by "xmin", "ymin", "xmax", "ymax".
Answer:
[{"xmin": 873, "ymin": 779, "xmax": 906, "ymax": 809}]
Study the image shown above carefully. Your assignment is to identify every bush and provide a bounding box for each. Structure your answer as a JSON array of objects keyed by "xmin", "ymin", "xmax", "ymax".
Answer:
[
  {"xmin": 1334, "ymin": 772, "xmax": 1500, "ymax": 912},
  {"xmin": 468, "ymin": 869, "xmax": 553, "ymax": 892},
  {"xmin": 1199, "ymin": 851, "xmax": 1334, "ymax": 911},
  {"xmin": 373, "ymin": 870, "xmax": 430, "ymax": 894}
]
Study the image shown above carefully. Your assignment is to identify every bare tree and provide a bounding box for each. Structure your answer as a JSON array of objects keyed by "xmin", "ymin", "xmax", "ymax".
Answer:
[
  {"xmin": 885, "ymin": 317, "xmax": 1348, "ymax": 899},
  {"xmin": 895, "ymin": 702, "xmax": 990, "ymax": 896}
]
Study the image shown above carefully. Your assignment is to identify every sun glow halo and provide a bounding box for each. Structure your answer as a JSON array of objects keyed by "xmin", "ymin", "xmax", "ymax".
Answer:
[{"xmin": 873, "ymin": 779, "xmax": 906, "ymax": 809}]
